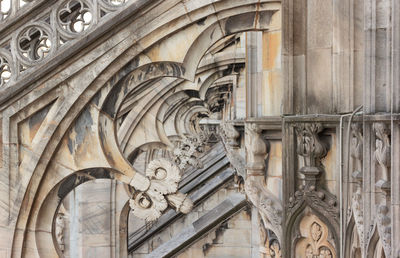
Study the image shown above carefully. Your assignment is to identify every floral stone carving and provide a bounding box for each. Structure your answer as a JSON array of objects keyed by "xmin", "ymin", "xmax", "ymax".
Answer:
[{"xmin": 129, "ymin": 158, "xmax": 193, "ymax": 221}]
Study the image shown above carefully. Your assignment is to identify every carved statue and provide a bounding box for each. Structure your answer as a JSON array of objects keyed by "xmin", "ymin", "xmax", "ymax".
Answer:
[
  {"xmin": 372, "ymin": 122, "xmax": 391, "ymax": 257},
  {"xmin": 373, "ymin": 122, "xmax": 391, "ymax": 191},
  {"xmin": 350, "ymin": 123, "xmax": 364, "ymax": 252}
]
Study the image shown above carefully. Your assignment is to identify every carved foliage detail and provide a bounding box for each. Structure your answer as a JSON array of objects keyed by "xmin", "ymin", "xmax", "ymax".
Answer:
[
  {"xmin": 295, "ymin": 123, "xmax": 327, "ymax": 168},
  {"xmin": 173, "ymin": 135, "xmax": 204, "ymax": 170},
  {"xmin": 269, "ymin": 240, "xmax": 282, "ymax": 258},
  {"xmin": 129, "ymin": 158, "xmax": 193, "ymax": 221},
  {"xmin": 55, "ymin": 213, "xmax": 66, "ymax": 253},
  {"xmin": 288, "ymin": 123, "xmax": 338, "ymax": 236},
  {"xmin": 287, "ymin": 184, "xmax": 339, "ymax": 226}
]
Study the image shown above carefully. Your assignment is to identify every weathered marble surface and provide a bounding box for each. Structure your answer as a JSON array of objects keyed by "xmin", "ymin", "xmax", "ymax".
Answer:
[{"xmin": 0, "ymin": 0, "xmax": 399, "ymax": 257}]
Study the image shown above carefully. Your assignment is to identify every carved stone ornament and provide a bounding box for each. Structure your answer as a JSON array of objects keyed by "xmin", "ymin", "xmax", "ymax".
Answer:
[
  {"xmin": 295, "ymin": 123, "xmax": 328, "ymax": 186},
  {"xmin": 55, "ymin": 212, "xmax": 66, "ymax": 253},
  {"xmin": 173, "ymin": 135, "xmax": 204, "ymax": 170},
  {"xmin": 243, "ymin": 122, "xmax": 283, "ymax": 244},
  {"xmin": 372, "ymin": 122, "xmax": 391, "ymax": 257},
  {"xmin": 245, "ymin": 177, "xmax": 283, "ymax": 243},
  {"xmin": 376, "ymin": 205, "xmax": 391, "ymax": 257},
  {"xmin": 220, "ymin": 121, "xmax": 240, "ymax": 147},
  {"xmin": 287, "ymin": 123, "xmax": 338, "ymax": 235},
  {"xmin": 350, "ymin": 123, "xmax": 364, "ymax": 250},
  {"xmin": 351, "ymin": 187, "xmax": 364, "ymax": 249},
  {"xmin": 296, "ymin": 214, "xmax": 336, "ymax": 258},
  {"xmin": 245, "ymin": 123, "xmax": 268, "ymax": 175},
  {"xmin": 295, "ymin": 123, "xmax": 327, "ymax": 168},
  {"xmin": 269, "ymin": 239, "xmax": 282, "ymax": 258},
  {"xmin": 0, "ymin": 52, "xmax": 12, "ymax": 87},
  {"xmin": 219, "ymin": 121, "xmax": 245, "ymax": 176},
  {"xmin": 373, "ymin": 122, "xmax": 391, "ymax": 193},
  {"xmin": 56, "ymin": 0, "xmax": 94, "ymax": 38},
  {"xmin": 287, "ymin": 184, "xmax": 339, "ymax": 230},
  {"xmin": 129, "ymin": 158, "xmax": 193, "ymax": 221}
]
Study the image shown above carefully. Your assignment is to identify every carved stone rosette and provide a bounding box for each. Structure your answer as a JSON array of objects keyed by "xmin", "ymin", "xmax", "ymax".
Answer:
[{"xmin": 129, "ymin": 158, "xmax": 193, "ymax": 221}]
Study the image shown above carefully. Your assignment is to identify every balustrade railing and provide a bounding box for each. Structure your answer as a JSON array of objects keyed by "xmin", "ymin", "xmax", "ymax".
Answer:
[{"xmin": 0, "ymin": 0, "xmax": 130, "ymax": 88}]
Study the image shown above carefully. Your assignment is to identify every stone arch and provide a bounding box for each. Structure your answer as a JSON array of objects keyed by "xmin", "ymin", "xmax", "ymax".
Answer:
[
  {"xmin": 32, "ymin": 168, "xmax": 121, "ymax": 258},
  {"xmin": 293, "ymin": 210, "xmax": 336, "ymax": 258},
  {"xmin": 367, "ymin": 224, "xmax": 383, "ymax": 258},
  {"xmin": 286, "ymin": 203, "xmax": 339, "ymax": 258},
  {"xmin": 345, "ymin": 215, "xmax": 362, "ymax": 258},
  {"xmin": 11, "ymin": 1, "xmax": 281, "ymax": 256}
]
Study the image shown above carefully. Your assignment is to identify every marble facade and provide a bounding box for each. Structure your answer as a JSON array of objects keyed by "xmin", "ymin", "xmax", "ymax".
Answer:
[{"xmin": 0, "ymin": 0, "xmax": 399, "ymax": 257}]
